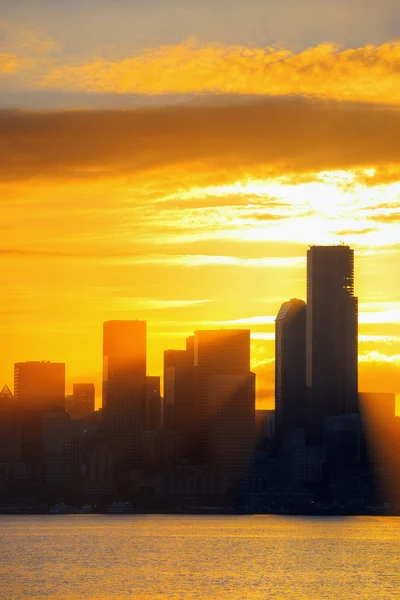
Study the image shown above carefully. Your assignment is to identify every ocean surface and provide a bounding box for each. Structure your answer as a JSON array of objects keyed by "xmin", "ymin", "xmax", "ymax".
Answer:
[{"xmin": 1, "ymin": 515, "xmax": 400, "ymax": 599}]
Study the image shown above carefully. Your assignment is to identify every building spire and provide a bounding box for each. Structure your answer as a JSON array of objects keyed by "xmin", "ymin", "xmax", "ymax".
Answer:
[{"xmin": 0, "ymin": 384, "xmax": 14, "ymax": 399}]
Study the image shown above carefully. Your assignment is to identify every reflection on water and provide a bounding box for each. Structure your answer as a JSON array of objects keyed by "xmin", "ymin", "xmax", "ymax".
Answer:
[{"xmin": 1, "ymin": 515, "xmax": 400, "ymax": 599}]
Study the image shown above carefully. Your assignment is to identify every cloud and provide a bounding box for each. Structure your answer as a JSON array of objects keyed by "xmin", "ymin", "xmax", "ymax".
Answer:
[
  {"xmin": 336, "ymin": 228, "xmax": 377, "ymax": 236},
  {"xmin": 359, "ymin": 335, "xmax": 400, "ymax": 343},
  {"xmin": 114, "ymin": 298, "xmax": 213, "ymax": 310},
  {"xmin": 0, "ymin": 248, "xmax": 305, "ymax": 268},
  {"xmin": 359, "ymin": 351, "xmax": 400, "ymax": 364},
  {"xmin": 131, "ymin": 255, "xmax": 306, "ymax": 268},
  {"xmin": 359, "ymin": 304, "xmax": 400, "ymax": 324},
  {"xmin": 0, "ymin": 53, "xmax": 30, "ymax": 74},
  {"xmin": 2, "ymin": 98, "xmax": 400, "ymax": 183},
  {"xmin": 204, "ymin": 315, "xmax": 277, "ymax": 326},
  {"xmin": 40, "ymin": 39, "xmax": 400, "ymax": 106},
  {"xmin": 0, "ymin": 21, "xmax": 59, "ymax": 78}
]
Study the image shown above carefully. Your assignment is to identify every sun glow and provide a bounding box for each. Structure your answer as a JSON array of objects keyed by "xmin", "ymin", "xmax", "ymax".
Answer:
[{"xmin": 168, "ymin": 169, "xmax": 400, "ymax": 247}]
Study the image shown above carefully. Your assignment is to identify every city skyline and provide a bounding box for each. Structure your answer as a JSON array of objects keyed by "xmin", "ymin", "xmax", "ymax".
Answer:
[
  {"xmin": 1, "ymin": 244, "xmax": 399, "ymax": 415},
  {"xmin": 1, "ymin": 2, "xmax": 400, "ymax": 411},
  {"xmin": 1, "ymin": 243, "xmax": 399, "ymax": 515},
  {"xmin": 2, "ymin": 3, "xmax": 400, "ymax": 598}
]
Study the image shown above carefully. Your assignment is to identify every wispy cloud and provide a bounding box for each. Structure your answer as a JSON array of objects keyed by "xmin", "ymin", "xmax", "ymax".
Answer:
[
  {"xmin": 359, "ymin": 351, "xmax": 400, "ymax": 364},
  {"xmin": 0, "ymin": 21, "xmax": 59, "ymax": 77},
  {"xmin": 115, "ymin": 298, "xmax": 213, "ymax": 310},
  {"xmin": 202, "ymin": 315, "xmax": 277, "ymax": 326},
  {"xmin": 359, "ymin": 303, "xmax": 400, "ymax": 324},
  {"xmin": 359, "ymin": 335, "xmax": 400, "ymax": 343}
]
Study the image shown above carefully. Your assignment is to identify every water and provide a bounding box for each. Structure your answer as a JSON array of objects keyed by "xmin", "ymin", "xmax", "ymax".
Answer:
[{"xmin": 1, "ymin": 515, "xmax": 400, "ymax": 599}]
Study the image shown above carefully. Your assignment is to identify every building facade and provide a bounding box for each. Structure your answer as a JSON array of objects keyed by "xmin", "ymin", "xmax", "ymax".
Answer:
[
  {"xmin": 66, "ymin": 383, "xmax": 95, "ymax": 420},
  {"xmin": 14, "ymin": 361, "xmax": 65, "ymax": 411},
  {"xmin": 191, "ymin": 330, "xmax": 256, "ymax": 476},
  {"xmin": 102, "ymin": 320, "xmax": 147, "ymax": 475},
  {"xmin": 306, "ymin": 245, "xmax": 358, "ymax": 429},
  {"xmin": 13, "ymin": 361, "xmax": 66, "ymax": 464},
  {"xmin": 275, "ymin": 298, "xmax": 307, "ymax": 441}
]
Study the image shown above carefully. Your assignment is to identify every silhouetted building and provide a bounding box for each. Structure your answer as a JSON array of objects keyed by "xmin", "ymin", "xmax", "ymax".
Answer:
[
  {"xmin": 207, "ymin": 371, "xmax": 256, "ymax": 476},
  {"xmin": 145, "ymin": 376, "xmax": 162, "ymax": 431},
  {"xmin": 13, "ymin": 361, "xmax": 66, "ymax": 465},
  {"xmin": 190, "ymin": 330, "xmax": 255, "ymax": 476},
  {"xmin": 163, "ymin": 338, "xmax": 194, "ymax": 438},
  {"xmin": 65, "ymin": 383, "xmax": 95, "ymax": 420},
  {"xmin": 14, "ymin": 361, "xmax": 65, "ymax": 411},
  {"xmin": 164, "ymin": 340, "xmax": 193, "ymax": 428},
  {"xmin": 102, "ymin": 320, "xmax": 146, "ymax": 475},
  {"xmin": 194, "ymin": 329, "xmax": 250, "ymax": 371},
  {"xmin": 0, "ymin": 385, "xmax": 21, "ymax": 492},
  {"xmin": 0, "ymin": 384, "xmax": 14, "ymax": 413},
  {"xmin": 358, "ymin": 392, "xmax": 397, "ymax": 506},
  {"xmin": 85, "ymin": 440, "xmax": 115, "ymax": 498},
  {"xmin": 255, "ymin": 409, "xmax": 275, "ymax": 449},
  {"xmin": 42, "ymin": 405, "xmax": 84, "ymax": 486},
  {"xmin": 306, "ymin": 245, "xmax": 358, "ymax": 431},
  {"xmin": 275, "ymin": 298, "xmax": 306, "ymax": 441},
  {"xmin": 163, "ymin": 338, "xmax": 195, "ymax": 464}
]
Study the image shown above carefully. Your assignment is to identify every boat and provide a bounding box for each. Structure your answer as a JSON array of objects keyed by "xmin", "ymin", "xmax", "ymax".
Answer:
[
  {"xmin": 77, "ymin": 505, "xmax": 92, "ymax": 514},
  {"xmin": 107, "ymin": 501, "xmax": 134, "ymax": 514},
  {"xmin": 49, "ymin": 503, "xmax": 79, "ymax": 514}
]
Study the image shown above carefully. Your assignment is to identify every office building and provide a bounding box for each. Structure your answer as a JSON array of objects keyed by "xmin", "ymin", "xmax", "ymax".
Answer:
[
  {"xmin": 102, "ymin": 320, "xmax": 146, "ymax": 474},
  {"xmin": 306, "ymin": 245, "xmax": 358, "ymax": 427},
  {"xmin": 255, "ymin": 409, "xmax": 276, "ymax": 448},
  {"xmin": 145, "ymin": 376, "xmax": 162, "ymax": 431},
  {"xmin": 194, "ymin": 329, "xmax": 250, "ymax": 371},
  {"xmin": 66, "ymin": 383, "xmax": 95, "ymax": 420},
  {"xmin": 13, "ymin": 361, "xmax": 66, "ymax": 465},
  {"xmin": 42, "ymin": 405, "xmax": 84, "ymax": 486},
  {"xmin": 275, "ymin": 298, "xmax": 307, "ymax": 440},
  {"xmin": 207, "ymin": 371, "xmax": 256, "ymax": 476},
  {"xmin": 164, "ymin": 339, "xmax": 194, "ymax": 432},
  {"xmin": 191, "ymin": 330, "xmax": 255, "ymax": 475},
  {"xmin": 14, "ymin": 361, "xmax": 65, "ymax": 411}
]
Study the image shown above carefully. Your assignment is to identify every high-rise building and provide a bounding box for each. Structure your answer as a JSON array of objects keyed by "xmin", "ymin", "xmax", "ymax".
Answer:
[
  {"xmin": 14, "ymin": 361, "xmax": 65, "ymax": 411},
  {"xmin": 13, "ymin": 361, "xmax": 66, "ymax": 465},
  {"xmin": 42, "ymin": 405, "xmax": 84, "ymax": 486},
  {"xmin": 306, "ymin": 245, "xmax": 358, "ymax": 427},
  {"xmin": 102, "ymin": 320, "xmax": 146, "ymax": 474},
  {"xmin": 65, "ymin": 383, "xmax": 95, "ymax": 420},
  {"xmin": 275, "ymin": 299, "xmax": 307, "ymax": 440},
  {"xmin": 194, "ymin": 329, "xmax": 250, "ymax": 371},
  {"xmin": 145, "ymin": 376, "xmax": 162, "ymax": 431},
  {"xmin": 191, "ymin": 329, "xmax": 255, "ymax": 475},
  {"xmin": 163, "ymin": 339, "xmax": 194, "ymax": 433},
  {"xmin": 207, "ymin": 371, "xmax": 256, "ymax": 476}
]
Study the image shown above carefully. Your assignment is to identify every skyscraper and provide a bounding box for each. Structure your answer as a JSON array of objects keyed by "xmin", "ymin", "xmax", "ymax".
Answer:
[
  {"xmin": 102, "ymin": 320, "xmax": 146, "ymax": 474},
  {"xmin": 275, "ymin": 298, "xmax": 307, "ymax": 440},
  {"xmin": 13, "ymin": 361, "xmax": 66, "ymax": 464},
  {"xmin": 306, "ymin": 245, "xmax": 358, "ymax": 428},
  {"xmin": 194, "ymin": 329, "xmax": 250, "ymax": 371},
  {"xmin": 145, "ymin": 376, "xmax": 162, "ymax": 431},
  {"xmin": 163, "ymin": 343, "xmax": 193, "ymax": 433},
  {"xmin": 191, "ymin": 329, "xmax": 255, "ymax": 475},
  {"xmin": 65, "ymin": 383, "xmax": 95, "ymax": 420},
  {"xmin": 14, "ymin": 361, "xmax": 65, "ymax": 411}
]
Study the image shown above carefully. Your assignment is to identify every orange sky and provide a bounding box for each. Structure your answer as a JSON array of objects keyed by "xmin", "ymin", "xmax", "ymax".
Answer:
[{"xmin": 1, "ymin": 6, "xmax": 400, "ymax": 410}]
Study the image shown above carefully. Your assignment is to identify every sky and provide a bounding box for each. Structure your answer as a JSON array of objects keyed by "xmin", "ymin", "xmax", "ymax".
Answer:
[{"xmin": 1, "ymin": 0, "xmax": 400, "ymax": 409}]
